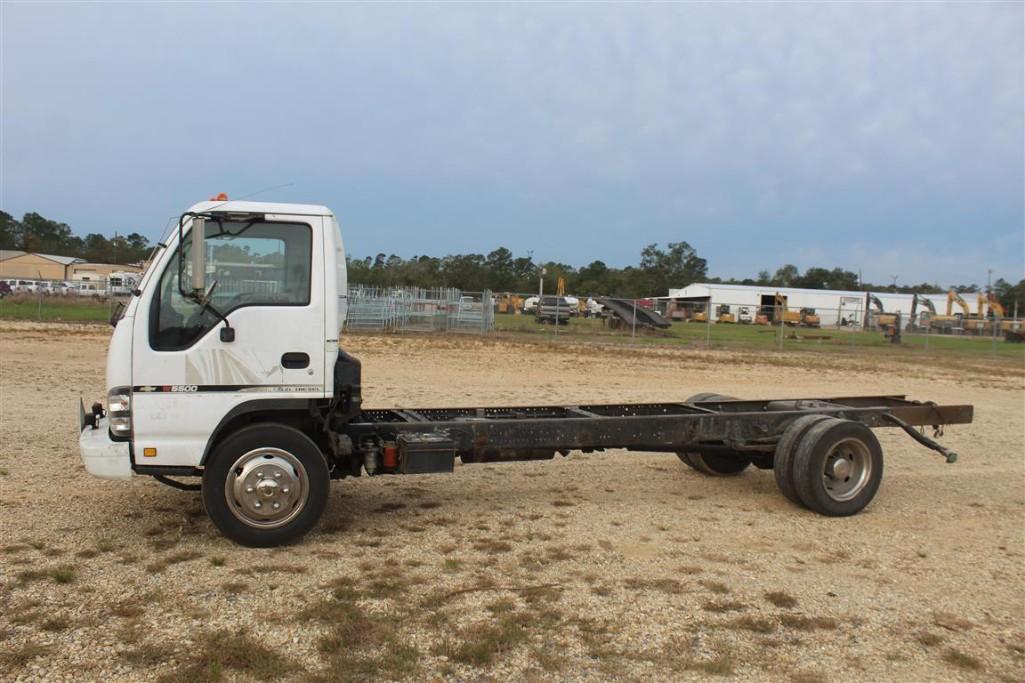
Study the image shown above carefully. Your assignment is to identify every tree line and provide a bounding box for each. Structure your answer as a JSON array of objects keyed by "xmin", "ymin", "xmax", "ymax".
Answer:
[
  {"xmin": 3, "ymin": 209, "xmax": 1022, "ymax": 311},
  {"xmin": 0, "ymin": 211, "xmax": 152, "ymax": 265}
]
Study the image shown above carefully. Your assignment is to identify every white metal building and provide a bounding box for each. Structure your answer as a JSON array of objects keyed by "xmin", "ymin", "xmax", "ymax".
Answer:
[{"xmin": 663, "ymin": 283, "xmax": 957, "ymax": 327}]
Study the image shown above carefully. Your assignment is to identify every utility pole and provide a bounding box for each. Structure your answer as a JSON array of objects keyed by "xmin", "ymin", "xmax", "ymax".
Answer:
[{"xmin": 890, "ymin": 275, "xmax": 898, "ymax": 289}]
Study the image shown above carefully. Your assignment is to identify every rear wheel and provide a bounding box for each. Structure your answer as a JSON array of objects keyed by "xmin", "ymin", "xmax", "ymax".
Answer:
[
  {"xmin": 677, "ymin": 393, "xmax": 751, "ymax": 476},
  {"xmin": 203, "ymin": 424, "xmax": 329, "ymax": 547},
  {"xmin": 772, "ymin": 414, "xmax": 836, "ymax": 507},
  {"xmin": 792, "ymin": 419, "xmax": 883, "ymax": 516}
]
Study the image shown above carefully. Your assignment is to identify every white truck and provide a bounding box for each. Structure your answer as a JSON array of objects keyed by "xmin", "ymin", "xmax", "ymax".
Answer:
[{"xmin": 79, "ymin": 198, "xmax": 972, "ymax": 547}]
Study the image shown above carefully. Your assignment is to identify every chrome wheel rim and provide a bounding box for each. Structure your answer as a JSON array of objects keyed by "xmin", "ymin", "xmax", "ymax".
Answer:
[
  {"xmin": 822, "ymin": 438, "xmax": 872, "ymax": 502},
  {"xmin": 225, "ymin": 448, "xmax": 309, "ymax": 529}
]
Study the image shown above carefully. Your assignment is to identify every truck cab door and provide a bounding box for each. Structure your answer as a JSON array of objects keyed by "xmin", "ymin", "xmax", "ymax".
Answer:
[{"xmin": 130, "ymin": 215, "xmax": 329, "ymax": 467}]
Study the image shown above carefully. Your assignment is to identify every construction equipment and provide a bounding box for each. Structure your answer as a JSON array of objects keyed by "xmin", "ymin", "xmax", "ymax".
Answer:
[
  {"xmin": 77, "ymin": 198, "xmax": 974, "ymax": 547},
  {"xmin": 494, "ymin": 293, "xmax": 524, "ymax": 315},
  {"xmin": 692, "ymin": 304, "xmax": 709, "ymax": 323},
  {"xmin": 928, "ymin": 291, "xmax": 968, "ymax": 333},
  {"xmin": 716, "ymin": 304, "xmax": 735, "ymax": 324},
  {"xmin": 908, "ymin": 294, "xmax": 936, "ymax": 331},
  {"xmin": 737, "ymin": 306, "xmax": 753, "ymax": 324},
  {"xmin": 799, "ymin": 308, "xmax": 820, "ymax": 328},
  {"xmin": 867, "ymin": 295, "xmax": 899, "ymax": 333}
]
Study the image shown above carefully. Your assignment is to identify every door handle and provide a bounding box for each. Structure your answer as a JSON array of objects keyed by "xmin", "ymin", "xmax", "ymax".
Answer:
[{"xmin": 281, "ymin": 352, "xmax": 310, "ymax": 369}]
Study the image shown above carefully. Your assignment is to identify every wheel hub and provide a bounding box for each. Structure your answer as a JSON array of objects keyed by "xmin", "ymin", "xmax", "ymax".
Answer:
[
  {"xmin": 226, "ymin": 448, "xmax": 308, "ymax": 529},
  {"xmin": 822, "ymin": 438, "xmax": 872, "ymax": 503}
]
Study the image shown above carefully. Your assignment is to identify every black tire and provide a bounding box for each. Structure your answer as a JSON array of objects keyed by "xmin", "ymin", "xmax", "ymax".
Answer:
[
  {"xmin": 203, "ymin": 424, "xmax": 330, "ymax": 547},
  {"xmin": 684, "ymin": 451, "xmax": 752, "ymax": 476},
  {"xmin": 792, "ymin": 419, "xmax": 883, "ymax": 517},
  {"xmin": 772, "ymin": 415, "xmax": 837, "ymax": 507},
  {"xmin": 677, "ymin": 393, "xmax": 750, "ymax": 475}
]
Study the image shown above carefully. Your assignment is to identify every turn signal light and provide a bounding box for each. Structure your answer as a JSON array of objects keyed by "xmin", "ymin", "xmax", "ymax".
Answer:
[{"xmin": 143, "ymin": 447, "xmax": 157, "ymax": 458}]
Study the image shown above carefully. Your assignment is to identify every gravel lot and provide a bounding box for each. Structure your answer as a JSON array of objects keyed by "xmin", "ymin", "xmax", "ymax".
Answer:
[{"xmin": 1, "ymin": 321, "xmax": 1023, "ymax": 682}]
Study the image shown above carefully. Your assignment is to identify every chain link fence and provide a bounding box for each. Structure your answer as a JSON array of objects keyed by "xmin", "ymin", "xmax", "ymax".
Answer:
[
  {"xmin": 489, "ymin": 296, "xmax": 1023, "ymax": 358},
  {"xmin": 344, "ymin": 285, "xmax": 495, "ymax": 334}
]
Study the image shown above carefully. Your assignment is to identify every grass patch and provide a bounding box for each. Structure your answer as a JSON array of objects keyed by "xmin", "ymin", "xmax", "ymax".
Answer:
[
  {"xmin": 123, "ymin": 642, "xmax": 173, "ymax": 666},
  {"xmin": 146, "ymin": 550, "xmax": 202, "ymax": 574},
  {"xmin": 0, "ymin": 642, "xmax": 51, "ymax": 670},
  {"xmin": 624, "ymin": 577, "xmax": 685, "ymax": 594},
  {"xmin": 110, "ymin": 600, "xmax": 146, "ymax": 618},
  {"xmin": 702, "ymin": 600, "xmax": 746, "ymax": 613},
  {"xmin": 40, "ymin": 616, "xmax": 71, "ymax": 632},
  {"xmin": 932, "ymin": 611, "xmax": 975, "ymax": 632},
  {"xmin": 436, "ymin": 613, "xmax": 531, "ymax": 666},
  {"xmin": 221, "ymin": 581, "xmax": 248, "ymax": 595},
  {"xmin": 764, "ymin": 591, "xmax": 798, "ymax": 608},
  {"xmin": 209, "ymin": 557, "xmax": 225, "ymax": 567},
  {"xmin": 472, "ymin": 539, "xmax": 513, "ymax": 554},
  {"xmin": 726, "ymin": 615, "xmax": 776, "ymax": 634},
  {"xmin": 16, "ymin": 565, "xmax": 76, "ymax": 585},
  {"xmin": 915, "ymin": 631, "xmax": 944, "ymax": 647},
  {"xmin": 700, "ymin": 579, "xmax": 731, "ymax": 595},
  {"xmin": 942, "ymin": 648, "xmax": 983, "ymax": 671},
  {"xmin": 442, "ymin": 558, "xmax": 462, "ymax": 573},
  {"xmin": 157, "ymin": 629, "xmax": 298, "ymax": 682},
  {"xmin": 780, "ymin": 614, "xmax": 838, "ymax": 631}
]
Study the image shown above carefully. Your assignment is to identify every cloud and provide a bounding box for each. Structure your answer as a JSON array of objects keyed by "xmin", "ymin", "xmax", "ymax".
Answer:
[{"xmin": 2, "ymin": 2, "xmax": 1022, "ymax": 283}]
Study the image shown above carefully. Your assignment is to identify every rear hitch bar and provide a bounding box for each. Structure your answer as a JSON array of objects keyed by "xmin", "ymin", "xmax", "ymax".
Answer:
[{"xmin": 881, "ymin": 413, "xmax": 958, "ymax": 463}]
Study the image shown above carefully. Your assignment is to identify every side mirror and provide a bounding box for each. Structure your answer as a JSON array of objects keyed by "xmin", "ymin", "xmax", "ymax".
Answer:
[{"xmin": 191, "ymin": 216, "xmax": 206, "ymax": 295}]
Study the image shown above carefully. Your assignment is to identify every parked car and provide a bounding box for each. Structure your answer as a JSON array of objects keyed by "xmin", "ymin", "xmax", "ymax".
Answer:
[
  {"xmin": 71, "ymin": 282, "xmax": 106, "ymax": 297},
  {"xmin": 535, "ymin": 295, "xmax": 573, "ymax": 325},
  {"xmin": 0, "ymin": 281, "xmax": 11, "ymax": 298},
  {"xmin": 521, "ymin": 296, "xmax": 539, "ymax": 314}
]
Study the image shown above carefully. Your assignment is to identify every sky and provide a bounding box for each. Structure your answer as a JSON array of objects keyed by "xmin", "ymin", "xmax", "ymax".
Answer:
[{"xmin": 2, "ymin": 2, "xmax": 1023, "ymax": 287}]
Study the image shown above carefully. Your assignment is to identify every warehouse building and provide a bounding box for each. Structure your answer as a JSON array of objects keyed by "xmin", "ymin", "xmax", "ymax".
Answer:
[
  {"xmin": 0, "ymin": 250, "xmax": 142, "ymax": 282},
  {"xmin": 662, "ymin": 283, "xmax": 952, "ymax": 327}
]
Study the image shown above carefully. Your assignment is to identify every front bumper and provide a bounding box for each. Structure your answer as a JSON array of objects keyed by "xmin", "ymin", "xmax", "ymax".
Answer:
[{"xmin": 79, "ymin": 416, "xmax": 132, "ymax": 480}]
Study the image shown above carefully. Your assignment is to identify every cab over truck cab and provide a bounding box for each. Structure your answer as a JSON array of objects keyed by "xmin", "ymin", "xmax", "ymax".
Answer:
[{"xmin": 80, "ymin": 199, "xmax": 973, "ymax": 547}]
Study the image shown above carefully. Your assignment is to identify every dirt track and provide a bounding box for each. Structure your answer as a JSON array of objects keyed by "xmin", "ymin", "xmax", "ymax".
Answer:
[{"xmin": 1, "ymin": 322, "xmax": 1023, "ymax": 682}]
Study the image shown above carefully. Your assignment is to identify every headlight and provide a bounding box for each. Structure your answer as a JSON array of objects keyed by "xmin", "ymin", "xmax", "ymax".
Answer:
[{"xmin": 107, "ymin": 386, "xmax": 132, "ymax": 438}]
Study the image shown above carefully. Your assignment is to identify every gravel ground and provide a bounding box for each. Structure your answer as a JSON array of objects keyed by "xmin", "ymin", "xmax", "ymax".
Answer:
[{"xmin": 1, "ymin": 321, "xmax": 1023, "ymax": 682}]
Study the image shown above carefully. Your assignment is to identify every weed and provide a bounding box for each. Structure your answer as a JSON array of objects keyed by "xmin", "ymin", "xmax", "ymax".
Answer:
[
  {"xmin": 942, "ymin": 648, "xmax": 983, "ymax": 671},
  {"xmin": 123, "ymin": 642, "xmax": 171, "ymax": 666},
  {"xmin": 17, "ymin": 565, "xmax": 75, "ymax": 585},
  {"xmin": 110, "ymin": 600, "xmax": 146, "ymax": 618},
  {"xmin": 436, "ymin": 613, "xmax": 530, "ymax": 666},
  {"xmin": 146, "ymin": 550, "xmax": 202, "ymax": 574},
  {"xmin": 473, "ymin": 539, "xmax": 513, "ymax": 554},
  {"xmin": 790, "ymin": 671, "xmax": 828, "ymax": 683},
  {"xmin": 915, "ymin": 631, "xmax": 943, "ymax": 647},
  {"xmin": 780, "ymin": 614, "xmax": 838, "ymax": 631},
  {"xmin": 76, "ymin": 549, "xmax": 100, "ymax": 559},
  {"xmin": 0, "ymin": 642, "xmax": 51, "ymax": 670},
  {"xmin": 624, "ymin": 577, "xmax": 685, "ymax": 595},
  {"xmin": 40, "ymin": 617, "xmax": 71, "ymax": 632},
  {"xmin": 209, "ymin": 557, "xmax": 225, "ymax": 567},
  {"xmin": 157, "ymin": 628, "xmax": 297, "ymax": 682},
  {"xmin": 222, "ymin": 582, "xmax": 248, "ymax": 594},
  {"xmin": 932, "ymin": 611, "xmax": 975, "ymax": 632},
  {"xmin": 28, "ymin": 541, "xmax": 46, "ymax": 550},
  {"xmin": 418, "ymin": 501, "xmax": 442, "ymax": 509},
  {"xmin": 727, "ymin": 615, "xmax": 776, "ymax": 634},
  {"xmin": 375, "ymin": 502, "xmax": 406, "ymax": 513},
  {"xmin": 700, "ymin": 579, "xmax": 731, "ymax": 594},
  {"xmin": 702, "ymin": 600, "xmax": 746, "ymax": 613},
  {"xmin": 443, "ymin": 558, "xmax": 462, "ymax": 573},
  {"xmin": 765, "ymin": 591, "xmax": 798, "ymax": 608},
  {"xmin": 551, "ymin": 499, "xmax": 575, "ymax": 508}
]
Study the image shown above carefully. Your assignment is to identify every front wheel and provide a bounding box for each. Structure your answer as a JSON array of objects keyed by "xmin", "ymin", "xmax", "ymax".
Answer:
[{"xmin": 202, "ymin": 424, "xmax": 329, "ymax": 547}]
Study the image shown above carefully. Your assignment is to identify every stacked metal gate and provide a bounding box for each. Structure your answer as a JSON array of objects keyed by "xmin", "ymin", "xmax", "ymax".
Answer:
[{"xmin": 344, "ymin": 285, "xmax": 494, "ymax": 335}]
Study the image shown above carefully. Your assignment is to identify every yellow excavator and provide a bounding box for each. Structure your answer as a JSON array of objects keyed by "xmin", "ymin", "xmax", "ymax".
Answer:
[
  {"xmin": 494, "ymin": 293, "xmax": 525, "ymax": 314},
  {"xmin": 867, "ymin": 295, "xmax": 899, "ymax": 332},
  {"xmin": 908, "ymin": 293, "xmax": 936, "ymax": 331},
  {"xmin": 929, "ymin": 290, "xmax": 969, "ymax": 333}
]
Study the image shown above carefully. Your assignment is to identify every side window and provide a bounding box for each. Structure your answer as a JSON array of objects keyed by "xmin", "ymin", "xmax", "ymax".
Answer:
[{"xmin": 151, "ymin": 220, "xmax": 312, "ymax": 351}]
